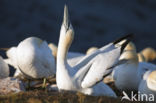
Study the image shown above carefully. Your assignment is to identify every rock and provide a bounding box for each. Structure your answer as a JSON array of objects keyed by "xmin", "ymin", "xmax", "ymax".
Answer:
[{"xmin": 0, "ymin": 77, "xmax": 25, "ymax": 95}]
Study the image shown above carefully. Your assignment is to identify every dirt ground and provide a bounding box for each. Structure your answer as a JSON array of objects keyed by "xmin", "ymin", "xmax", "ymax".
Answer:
[{"xmin": 0, "ymin": 90, "xmax": 144, "ymax": 103}]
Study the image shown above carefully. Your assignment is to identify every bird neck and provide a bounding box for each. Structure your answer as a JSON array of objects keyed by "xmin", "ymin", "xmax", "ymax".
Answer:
[
  {"xmin": 57, "ymin": 33, "xmax": 73, "ymax": 65},
  {"xmin": 120, "ymin": 50, "xmax": 138, "ymax": 64}
]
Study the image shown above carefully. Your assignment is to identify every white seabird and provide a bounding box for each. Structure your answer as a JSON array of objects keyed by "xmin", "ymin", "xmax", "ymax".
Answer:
[
  {"xmin": 3, "ymin": 37, "xmax": 56, "ymax": 82},
  {"xmin": 16, "ymin": 37, "xmax": 56, "ymax": 79},
  {"xmin": 112, "ymin": 42, "xmax": 140, "ymax": 91},
  {"xmin": 56, "ymin": 5, "xmax": 132, "ymax": 97}
]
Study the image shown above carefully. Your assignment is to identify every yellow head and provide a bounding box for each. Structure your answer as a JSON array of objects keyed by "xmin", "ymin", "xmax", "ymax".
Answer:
[
  {"xmin": 119, "ymin": 42, "xmax": 138, "ymax": 63},
  {"xmin": 86, "ymin": 47, "xmax": 98, "ymax": 55},
  {"xmin": 140, "ymin": 47, "xmax": 156, "ymax": 62},
  {"xmin": 124, "ymin": 42, "xmax": 136, "ymax": 51}
]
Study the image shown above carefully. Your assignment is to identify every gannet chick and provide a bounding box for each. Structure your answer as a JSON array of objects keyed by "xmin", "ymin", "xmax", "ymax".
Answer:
[
  {"xmin": 139, "ymin": 70, "xmax": 156, "ymax": 98},
  {"xmin": 138, "ymin": 47, "xmax": 156, "ymax": 62},
  {"xmin": 16, "ymin": 37, "xmax": 56, "ymax": 79},
  {"xmin": 56, "ymin": 5, "xmax": 132, "ymax": 97},
  {"xmin": 112, "ymin": 42, "xmax": 140, "ymax": 91},
  {"xmin": 86, "ymin": 47, "xmax": 98, "ymax": 55},
  {"xmin": 0, "ymin": 56, "xmax": 9, "ymax": 78}
]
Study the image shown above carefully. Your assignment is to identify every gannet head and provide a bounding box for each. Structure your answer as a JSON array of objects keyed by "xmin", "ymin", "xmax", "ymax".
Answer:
[
  {"xmin": 48, "ymin": 43, "xmax": 58, "ymax": 59},
  {"xmin": 59, "ymin": 5, "xmax": 74, "ymax": 48},
  {"xmin": 120, "ymin": 50, "xmax": 138, "ymax": 63},
  {"xmin": 147, "ymin": 71, "xmax": 156, "ymax": 91},
  {"xmin": 86, "ymin": 47, "xmax": 98, "ymax": 55},
  {"xmin": 119, "ymin": 42, "xmax": 138, "ymax": 63},
  {"xmin": 140, "ymin": 47, "xmax": 156, "ymax": 62},
  {"xmin": 124, "ymin": 42, "xmax": 136, "ymax": 51}
]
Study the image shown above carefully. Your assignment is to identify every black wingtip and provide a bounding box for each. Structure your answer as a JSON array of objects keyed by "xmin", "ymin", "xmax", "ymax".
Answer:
[
  {"xmin": 113, "ymin": 33, "xmax": 134, "ymax": 45},
  {"xmin": 113, "ymin": 33, "xmax": 134, "ymax": 54}
]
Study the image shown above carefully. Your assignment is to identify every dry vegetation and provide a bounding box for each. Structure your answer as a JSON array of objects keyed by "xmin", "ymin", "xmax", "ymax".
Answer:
[
  {"xmin": 0, "ymin": 90, "xmax": 143, "ymax": 103},
  {"xmin": 0, "ymin": 79, "xmax": 146, "ymax": 103}
]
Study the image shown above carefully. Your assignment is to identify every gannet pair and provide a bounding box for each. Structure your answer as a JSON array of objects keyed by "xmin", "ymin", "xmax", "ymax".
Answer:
[
  {"xmin": 4, "ymin": 37, "xmax": 56, "ymax": 82},
  {"xmin": 56, "ymin": 5, "xmax": 132, "ymax": 97},
  {"xmin": 0, "ymin": 56, "xmax": 9, "ymax": 78},
  {"xmin": 108, "ymin": 42, "xmax": 156, "ymax": 91}
]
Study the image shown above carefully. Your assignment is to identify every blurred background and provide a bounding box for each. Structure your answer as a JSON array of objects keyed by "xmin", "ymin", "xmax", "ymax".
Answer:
[{"xmin": 0, "ymin": 0, "xmax": 155, "ymax": 56}]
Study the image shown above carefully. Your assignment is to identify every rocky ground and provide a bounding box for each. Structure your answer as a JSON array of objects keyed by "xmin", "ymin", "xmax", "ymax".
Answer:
[
  {"xmin": 0, "ymin": 77, "xmax": 146, "ymax": 103},
  {"xmin": 0, "ymin": 90, "xmax": 143, "ymax": 103}
]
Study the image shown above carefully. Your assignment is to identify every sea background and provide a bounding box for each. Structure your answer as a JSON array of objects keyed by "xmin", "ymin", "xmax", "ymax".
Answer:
[{"xmin": 0, "ymin": 0, "xmax": 155, "ymax": 64}]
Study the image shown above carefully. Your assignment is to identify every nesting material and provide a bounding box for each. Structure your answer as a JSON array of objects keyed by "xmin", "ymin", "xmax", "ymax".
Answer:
[{"xmin": 0, "ymin": 77, "xmax": 25, "ymax": 95}]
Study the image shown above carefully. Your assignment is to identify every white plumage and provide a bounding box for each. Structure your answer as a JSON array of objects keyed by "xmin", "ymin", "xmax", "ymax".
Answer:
[
  {"xmin": 56, "ymin": 5, "xmax": 132, "ymax": 97},
  {"xmin": 5, "ymin": 37, "xmax": 56, "ymax": 79},
  {"xmin": 16, "ymin": 37, "xmax": 56, "ymax": 79}
]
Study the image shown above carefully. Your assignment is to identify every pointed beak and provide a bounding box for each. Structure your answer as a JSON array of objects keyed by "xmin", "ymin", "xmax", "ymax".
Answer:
[
  {"xmin": 63, "ymin": 5, "xmax": 69, "ymax": 28},
  {"xmin": 62, "ymin": 5, "xmax": 74, "ymax": 37},
  {"xmin": 63, "ymin": 4, "xmax": 73, "ymax": 32}
]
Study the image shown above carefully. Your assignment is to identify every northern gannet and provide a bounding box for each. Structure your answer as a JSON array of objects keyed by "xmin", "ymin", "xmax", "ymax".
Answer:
[
  {"xmin": 56, "ymin": 5, "xmax": 132, "ymax": 97},
  {"xmin": 138, "ymin": 70, "xmax": 156, "ymax": 98},
  {"xmin": 112, "ymin": 42, "xmax": 140, "ymax": 91},
  {"xmin": 15, "ymin": 37, "xmax": 56, "ymax": 80},
  {"xmin": 0, "ymin": 56, "xmax": 9, "ymax": 78},
  {"xmin": 2, "ymin": 37, "xmax": 56, "ymax": 83},
  {"xmin": 138, "ymin": 47, "xmax": 156, "ymax": 62},
  {"xmin": 104, "ymin": 42, "xmax": 137, "ymax": 83}
]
